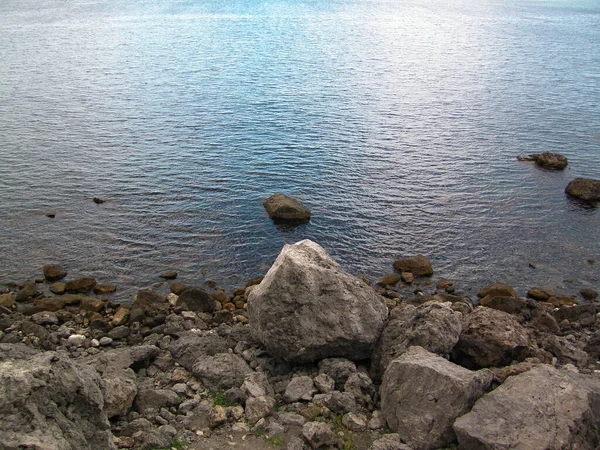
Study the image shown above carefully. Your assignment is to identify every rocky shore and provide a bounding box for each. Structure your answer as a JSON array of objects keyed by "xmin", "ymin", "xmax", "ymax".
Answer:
[{"xmin": 1, "ymin": 240, "xmax": 599, "ymax": 450}]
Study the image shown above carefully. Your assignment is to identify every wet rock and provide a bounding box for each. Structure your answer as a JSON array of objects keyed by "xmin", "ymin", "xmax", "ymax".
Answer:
[
  {"xmin": 548, "ymin": 295, "xmax": 577, "ymax": 307},
  {"xmin": 31, "ymin": 311, "xmax": 59, "ymax": 325},
  {"xmin": 393, "ymin": 255, "xmax": 433, "ymax": 277},
  {"xmin": 401, "ymin": 272, "xmax": 414, "ymax": 284},
  {"xmin": 0, "ymin": 293, "xmax": 15, "ymax": 309},
  {"xmin": 80, "ymin": 297, "xmax": 106, "ymax": 313},
  {"xmin": 381, "ymin": 346, "xmax": 492, "ymax": 450},
  {"xmin": 454, "ymin": 365, "xmax": 600, "ymax": 449},
  {"xmin": 15, "ymin": 281, "xmax": 37, "ymax": 302},
  {"xmin": 452, "ymin": 306, "xmax": 531, "ymax": 369},
  {"xmin": 177, "ymin": 287, "xmax": 215, "ymax": 313},
  {"xmin": 245, "ymin": 395, "xmax": 276, "ymax": 425},
  {"xmin": 302, "ymin": 421, "xmax": 336, "ymax": 449},
  {"xmin": 477, "ymin": 282, "xmax": 516, "ymax": 299},
  {"xmin": 528, "ymin": 152, "xmax": 569, "ymax": 170},
  {"xmin": 65, "ymin": 277, "xmax": 97, "ymax": 294},
  {"xmin": 479, "ymin": 295, "xmax": 528, "ymax": 315},
  {"xmin": 527, "ymin": 287, "xmax": 554, "ymax": 301},
  {"xmin": 263, "ymin": 193, "xmax": 311, "ymax": 223},
  {"xmin": 581, "ymin": 288, "xmax": 598, "ymax": 301},
  {"xmin": 369, "ymin": 433, "xmax": 414, "ymax": 450},
  {"xmin": 134, "ymin": 289, "xmax": 169, "ymax": 316},
  {"xmin": 159, "ymin": 271, "xmax": 178, "ymax": 280},
  {"xmin": 372, "ymin": 302, "xmax": 462, "ymax": 380},
  {"xmin": 248, "ymin": 240, "xmax": 387, "ymax": 363},
  {"xmin": 0, "ymin": 348, "xmax": 115, "ymax": 449},
  {"xmin": 192, "ymin": 352, "xmax": 252, "ymax": 389},
  {"xmin": 170, "ymin": 282, "xmax": 187, "ymax": 295},
  {"xmin": 43, "ymin": 264, "xmax": 67, "ymax": 282},
  {"xmin": 93, "ymin": 197, "xmax": 105, "ymax": 204},
  {"xmin": 49, "ymin": 282, "xmax": 66, "ymax": 295},
  {"xmin": 112, "ymin": 306, "xmax": 130, "ymax": 326},
  {"xmin": 284, "ymin": 376, "xmax": 318, "ymax": 403},
  {"xmin": 565, "ymin": 177, "xmax": 600, "ymax": 202},
  {"xmin": 377, "ymin": 273, "xmax": 401, "ymax": 287},
  {"xmin": 93, "ymin": 284, "xmax": 117, "ymax": 295}
]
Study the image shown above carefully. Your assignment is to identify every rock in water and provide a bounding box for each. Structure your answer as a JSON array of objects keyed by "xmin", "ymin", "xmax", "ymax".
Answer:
[
  {"xmin": 42, "ymin": 264, "xmax": 67, "ymax": 282},
  {"xmin": 263, "ymin": 193, "xmax": 311, "ymax": 223},
  {"xmin": 392, "ymin": 255, "xmax": 433, "ymax": 277},
  {"xmin": 381, "ymin": 346, "xmax": 492, "ymax": 450},
  {"xmin": 0, "ymin": 346, "xmax": 115, "ymax": 449},
  {"xmin": 531, "ymin": 152, "xmax": 568, "ymax": 170},
  {"xmin": 248, "ymin": 240, "xmax": 387, "ymax": 363},
  {"xmin": 453, "ymin": 365, "xmax": 600, "ymax": 449},
  {"xmin": 565, "ymin": 178, "xmax": 600, "ymax": 202}
]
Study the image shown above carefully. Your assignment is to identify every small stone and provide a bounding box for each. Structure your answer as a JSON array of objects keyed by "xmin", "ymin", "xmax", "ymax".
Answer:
[
  {"xmin": 0, "ymin": 294, "xmax": 15, "ymax": 309},
  {"xmin": 43, "ymin": 264, "xmax": 67, "ymax": 282},
  {"xmin": 108, "ymin": 326, "xmax": 130, "ymax": 340},
  {"xmin": 15, "ymin": 281, "xmax": 37, "ymax": 302},
  {"xmin": 527, "ymin": 287, "xmax": 554, "ymax": 302},
  {"xmin": 167, "ymin": 293, "xmax": 179, "ymax": 306},
  {"xmin": 245, "ymin": 396, "xmax": 276, "ymax": 425},
  {"xmin": 31, "ymin": 311, "xmax": 59, "ymax": 325},
  {"xmin": 99, "ymin": 336, "xmax": 113, "ymax": 346},
  {"xmin": 477, "ymin": 282, "xmax": 516, "ymax": 299},
  {"xmin": 302, "ymin": 422, "xmax": 335, "ymax": 449},
  {"xmin": 342, "ymin": 412, "xmax": 367, "ymax": 431},
  {"xmin": 65, "ymin": 277, "xmax": 97, "ymax": 294},
  {"xmin": 112, "ymin": 306, "xmax": 130, "ymax": 326},
  {"xmin": 160, "ymin": 271, "xmax": 178, "ymax": 280},
  {"xmin": 548, "ymin": 296, "xmax": 577, "ymax": 307},
  {"xmin": 377, "ymin": 274, "xmax": 401, "ymax": 287},
  {"xmin": 170, "ymin": 282, "xmax": 187, "ymax": 295},
  {"xmin": 368, "ymin": 410, "xmax": 387, "ymax": 430},
  {"xmin": 581, "ymin": 289, "xmax": 598, "ymax": 301},
  {"xmin": 68, "ymin": 334, "xmax": 86, "ymax": 346},
  {"xmin": 93, "ymin": 197, "xmax": 105, "ymax": 204},
  {"xmin": 284, "ymin": 376, "xmax": 318, "ymax": 403},
  {"xmin": 314, "ymin": 373, "xmax": 335, "ymax": 394},
  {"xmin": 277, "ymin": 412, "xmax": 306, "ymax": 426},
  {"xmin": 210, "ymin": 405, "xmax": 227, "ymax": 427},
  {"xmin": 79, "ymin": 297, "xmax": 105, "ymax": 313},
  {"xmin": 49, "ymin": 282, "xmax": 66, "ymax": 295},
  {"xmin": 401, "ymin": 272, "xmax": 414, "ymax": 284},
  {"xmin": 93, "ymin": 284, "xmax": 117, "ymax": 294}
]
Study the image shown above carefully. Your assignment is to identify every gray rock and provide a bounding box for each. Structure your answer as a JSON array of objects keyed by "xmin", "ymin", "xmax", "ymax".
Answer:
[
  {"xmin": 21, "ymin": 321, "xmax": 49, "ymax": 341},
  {"xmin": 344, "ymin": 372, "xmax": 375, "ymax": 405},
  {"xmin": 318, "ymin": 358, "xmax": 357, "ymax": 389},
  {"xmin": 104, "ymin": 371, "xmax": 138, "ymax": 418},
  {"xmin": 287, "ymin": 436, "xmax": 309, "ymax": 450},
  {"xmin": 529, "ymin": 152, "xmax": 568, "ymax": 170},
  {"xmin": 392, "ymin": 255, "xmax": 433, "ymax": 277},
  {"xmin": 284, "ymin": 376, "xmax": 318, "ymax": 402},
  {"xmin": 245, "ymin": 395, "xmax": 276, "ymax": 425},
  {"xmin": 168, "ymin": 332, "xmax": 230, "ymax": 370},
  {"xmin": 452, "ymin": 306, "xmax": 530, "ymax": 369},
  {"xmin": 277, "ymin": 412, "xmax": 307, "ymax": 426},
  {"xmin": 540, "ymin": 334, "xmax": 589, "ymax": 368},
  {"xmin": 15, "ymin": 281, "xmax": 37, "ymax": 302},
  {"xmin": 43, "ymin": 264, "xmax": 67, "ymax": 282},
  {"xmin": 454, "ymin": 365, "xmax": 600, "ymax": 449},
  {"xmin": 369, "ymin": 434, "xmax": 414, "ymax": 450},
  {"xmin": 31, "ymin": 311, "xmax": 59, "ymax": 326},
  {"xmin": 85, "ymin": 345, "xmax": 159, "ymax": 375},
  {"xmin": 372, "ymin": 301, "xmax": 462, "ymax": 380},
  {"xmin": 242, "ymin": 371, "xmax": 274, "ymax": 398},
  {"xmin": 134, "ymin": 388, "xmax": 180, "ymax": 415},
  {"xmin": 565, "ymin": 177, "xmax": 600, "ymax": 202},
  {"xmin": 65, "ymin": 277, "xmax": 97, "ymax": 294},
  {"xmin": 248, "ymin": 240, "xmax": 387, "ymax": 363},
  {"xmin": 192, "ymin": 352, "xmax": 253, "ymax": 389},
  {"xmin": 342, "ymin": 412, "xmax": 368, "ymax": 431},
  {"xmin": 138, "ymin": 427, "xmax": 172, "ymax": 449},
  {"xmin": 313, "ymin": 391, "xmax": 359, "ymax": 414},
  {"xmin": 381, "ymin": 346, "xmax": 493, "ymax": 450},
  {"xmin": 178, "ymin": 287, "xmax": 215, "ymax": 313},
  {"xmin": 133, "ymin": 289, "xmax": 169, "ymax": 316},
  {"xmin": 0, "ymin": 348, "xmax": 115, "ymax": 449},
  {"xmin": 302, "ymin": 421, "xmax": 336, "ymax": 449},
  {"xmin": 120, "ymin": 417, "xmax": 153, "ymax": 436},
  {"xmin": 263, "ymin": 193, "xmax": 311, "ymax": 222},
  {"xmin": 108, "ymin": 325, "xmax": 130, "ymax": 340},
  {"xmin": 313, "ymin": 373, "xmax": 335, "ymax": 394}
]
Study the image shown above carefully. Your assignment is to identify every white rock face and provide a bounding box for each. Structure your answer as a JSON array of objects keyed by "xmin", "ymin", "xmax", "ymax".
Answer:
[
  {"xmin": 248, "ymin": 240, "xmax": 388, "ymax": 363},
  {"xmin": 380, "ymin": 346, "xmax": 492, "ymax": 450},
  {"xmin": 453, "ymin": 364, "xmax": 600, "ymax": 449}
]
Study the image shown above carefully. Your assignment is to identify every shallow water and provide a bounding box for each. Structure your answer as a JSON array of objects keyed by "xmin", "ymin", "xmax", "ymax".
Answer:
[{"xmin": 1, "ymin": 0, "xmax": 599, "ymax": 301}]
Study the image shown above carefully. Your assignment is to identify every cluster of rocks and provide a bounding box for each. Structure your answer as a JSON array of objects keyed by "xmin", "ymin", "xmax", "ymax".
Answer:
[
  {"xmin": 1, "ymin": 240, "xmax": 599, "ymax": 450},
  {"xmin": 517, "ymin": 152, "xmax": 600, "ymax": 203}
]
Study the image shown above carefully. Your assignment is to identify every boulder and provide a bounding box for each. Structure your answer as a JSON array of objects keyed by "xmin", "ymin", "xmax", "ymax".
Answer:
[
  {"xmin": 0, "ymin": 347, "xmax": 115, "ymax": 449},
  {"xmin": 15, "ymin": 281, "xmax": 37, "ymax": 302},
  {"xmin": 452, "ymin": 307, "xmax": 530, "ymax": 369},
  {"xmin": 381, "ymin": 346, "xmax": 492, "ymax": 450},
  {"xmin": 65, "ymin": 277, "xmax": 97, "ymax": 293},
  {"xmin": 392, "ymin": 255, "xmax": 433, "ymax": 277},
  {"xmin": 369, "ymin": 434, "xmax": 414, "ymax": 450},
  {"xmin": 530, "ymin": 152, "xmax": 568, "ymax": 170},
  {"xmin": 0, "ymin": 294, "xmax": 15, "ymax": 309},
  {"xmin": 263, "ymin": 193, "xmax": 311, "ymax": 222},
  {"xmin": 284, "ymin": 376, "xmax": 318, "ymax": 403},
  {"xmin": 177, "ymin": 287, "xmax": 215, "ymax": 313},
  {"xmin": 302, "ymin": 422, "xmax": 336, "ymax": 449},
  {"xmin": 371, "ymin": 302, "xmax": 462, "ymax": 380},
  {"xmin": 245, "ymin": 395, "xmax": 276, "ymax": 425},
  {"xmin": 479, "ymin": 295, "xmax": 527, "ymax": 316},
  {"xmin": 453, "ymin": 365, "xmax": 600, "ymax": 449},
  {"xmin": 248, "ymin": 240, "xmax": 387, "ymax": 363},
  {"xmin": 566, "ymin": 178, "xmax": 600, "ymax": 202},
  {"xmin": 192, "ymin": 352, "xmax": 252, "ymax": 390},
  {"xmin": 42, "ymin": 264, "xmax": 67, "ymax": 282},
  {"xmin": 133, "ymin": 289, "xmax": 169, "ymax": 316},
  {"xmin": 477, "ymin": 282, "xmax": 515, "ymax": 299},
  {"xmin": 168, "ymin": 332, "xmax": 230, "ymax": 370},
  {"xmin": 581, "ymin": 288, "xmax": 598, "ymax": 301},
  {"xmin": 527, "ymin": 287, "xmax": 554, "ymax": 301}
]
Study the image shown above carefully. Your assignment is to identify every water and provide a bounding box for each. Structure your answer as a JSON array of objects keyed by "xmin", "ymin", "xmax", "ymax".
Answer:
[{"xmin": 1, "ymin": 0, "xmax": 599, "ymax": 302}]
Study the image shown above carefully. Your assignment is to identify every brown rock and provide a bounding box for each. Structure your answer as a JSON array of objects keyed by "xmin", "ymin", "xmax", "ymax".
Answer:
[
  {"xmin": 581, "ymin": 289, "xmax": 598, "ymax": 301},
  {"xmin": 31, "ymin": 297, "xmax": 67, "ymax": 312},
  {"xmin": 170, "ymin": 282, "xmax": 187, "ymax": 295},
  {"xmin": 437, "ymin": 279, "xmax": 454, "ymax": 290},
  {"xmin": 211, "ymin": 289, "xmax": 228, "ymax": 304},
  {"xmin": 15, "ymin": 281, "xmax": 37, "ymax": 302},
  {"xmin": 0, "ymin": 294, "xmax": 15, "ymax": 309},
  {"xmin": 112, "ymin": 306, "xmax": 130, "ymax": 326},
  {"xmin": 159, "ymin": 271, "xmax": 178, "ymax": 280},
  {"xmin": 400, "ymin": 272, "xmax": 414, "ymax": 284},
  {"xmin": 263, "ymin": 193, "xmax": 311, "ymax": 222},
  {"xmin": 93, "ymin": 284, "xmax": 116, "ymax": 295},
  {"xmin": 527, "ymin": 287, "xmax": 554, "ymax": 301},
  {"xmin": 79, "ymin": 297, "xmax": 106, "ymax": 313},
  {"xmin": 548, "ymin": 296, "xmax": 577, "ymax": 307},
  {"xmin": 565, "ymin": 178, "xmax": 600, "ymax": 202},
  {"xmin": 65, "ymin": 277, "xmax": 97, "ymax": 294},
  {"xmin": 479, "ymin": 295, "xmax": 527, "ymax": 315},
  {"xmin": 49, "ymin": 282, "xmax": 66, "ymax": 295},
  {"xmin": 42, "ymin": 264, "xmax": 67, "ymax": 282},
  {"xmin": 134, "ymin": 289, "xmax": 169, "ymax": 316},
  {"xmin": 245, "ymin": 276, "xmax": 264, "ymax": 288},
  {"xmin": 377, "ymin": 273, "xmax": 401, "ymax": 287},
  {"xmin": 393, "ymin": 255, "xmax": 433, "ymax": 277},
  {"xmin": 178, "ymin": 287, "xmax": 215, "ymax": 313},
  {"xmin": 530, "ymin": 152, "xmax": 568, "ymax": 170},
  {"xmin": 477, "ymin": 282, "xmax": 516, "ymax": 299}
]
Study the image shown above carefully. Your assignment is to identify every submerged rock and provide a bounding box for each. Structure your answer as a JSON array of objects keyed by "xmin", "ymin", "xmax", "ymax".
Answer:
[
  {"xmin": 393, "ymin": 255, "xmax": 433, "ymax": 277},
  {"xmin": 566, "ymin": 177, "xmax": 600, "ymax": 202},
  {"xmin": 248, "ymin": 240, "xmax": 387, "ymax": 363},
  {"xmin": 42, "ymin": 264, "xmax": 67, "ymax": 282},
  {"xmin": 531, "ymin": 152, "xmax": 568, "ymax": 170},
  {"xmin": 263, "ymin": 193, "xmax": 311, "ymax": 223}
]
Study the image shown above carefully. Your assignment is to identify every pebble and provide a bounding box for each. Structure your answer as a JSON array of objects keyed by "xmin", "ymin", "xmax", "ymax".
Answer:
[
  {"xmin": 67, "ymin": 334, "xmax": 86, "ymax": 346},
  {"xmin": 99, "ymin": 336, "xmax": 113, "ymax": 346}
]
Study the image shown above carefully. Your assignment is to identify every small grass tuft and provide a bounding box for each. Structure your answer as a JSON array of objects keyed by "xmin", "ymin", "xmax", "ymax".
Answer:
[
  {"xmin": 213, "ymin": 387, "xmax": 235, "ymax": 407},
  {"xmin": 265, "ymin": 436, "xmax": 285, "ymax": 447}
]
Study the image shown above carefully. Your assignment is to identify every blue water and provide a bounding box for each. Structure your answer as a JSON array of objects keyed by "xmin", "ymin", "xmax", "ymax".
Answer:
[{"xmin": 0, "ymin": 0, "xmax": 599, "ymax": 302}]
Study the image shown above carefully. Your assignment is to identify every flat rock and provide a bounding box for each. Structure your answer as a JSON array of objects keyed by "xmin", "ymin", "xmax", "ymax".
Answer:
[
  {"xmin": 372, "ymin": 301, "xmax": 462, "ymax": 380},
  {"xmin": 454, "ymin": 365, "xmax": 600, "ymax": 449},
  {"xmin": 581, "ymin": 288, "xmax": 598, "ymax": 301},
  {"xmin": 93, "ymin": 284, "xmax": 116, "ymax": 295},
  {"xmin": 479, "ymin": 295, "xmax": 527, "ymax": 315},
  {"xmin": 133, "ymin": 289, "xmax": 169, "ymax": 316},
  {"xmin": 248, "ymin": 240, "xmax": 387, "ymax": 363},
  {"xmin": 284, "ymin": 376, "xmax": 318, "ymax": 403},
  {"xmin": 452, "ymin": 306, "xmax": 530, "ymax": 369},
  {"xmin": 527, "ymin": 287, "xmax": 554, "ymax": 301},
  {"xmin": 531, "ymin": 152, "xmax": 568, "ymax": 170},
  {"xmin": 192, "ymin": 352, "xmax": 253, "ymax": 389},
  {"xmin": 65, "ymin": 277, "xmax": 97, "ymax": 293},
  {"xmin": 263, "ymin": 193, "xmax": 311, "ymax": 222},
  {"xmin": 377, "ymin": 273, "xmax": 401, "ymax": 287},
  {"xmin": 49, "ymin": 282, "xmax": 66, "ymax": 295},
  {"xmin": 43, "ymin": 264, "xmax": 67, "ymax": 282},
  {"xmin": 393, "ymin": 255, "xmax": 433, "ymax": 277},
  {"xmin": 566, "ymin": 177, "xmax": 600, "ymax": 202},
  {"xmin": 381, "ymin": 346, "xmax": 492, "ymax": 450},
  {"xmin": 477, "ymin": 282, "xmax": 516, "ymax": 299},
  {"xmin": 302, "ymin": 421, "xmax": 335, "ymax": 449},
  {"xmin": 15, "ymin": 281, "xmax": 37, "ymax": 302}
]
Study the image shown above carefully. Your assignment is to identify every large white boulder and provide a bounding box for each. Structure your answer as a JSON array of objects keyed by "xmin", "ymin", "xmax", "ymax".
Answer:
[{"xmin": 248, "ymin": 240, "xmax": 387, "ymax": 363}]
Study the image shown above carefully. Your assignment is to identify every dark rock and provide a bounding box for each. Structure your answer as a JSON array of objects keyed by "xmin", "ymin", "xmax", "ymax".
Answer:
[
  {"xmin": 170, "ymin": 282, "xmax": 187, "ymax": 295},
  {"xmin": 454, "ymin": 365, "xmax": 600, "ymax": 449},
  {"xmin": 49, "ymin": 282, "xmax": 66, "ymax": 295},
  {"xmin": 248, "ymin": 240, "xmax": 387, "ymax": 363},
  {"xmin": 527, "ymin": 287, "xmax": 554, "ymax": 301},
  {"xmin": 452, "ymin": 306, "xmax": 530, "ymax": 369},
  {"xmin": 553, "ymin": 304, "xmax": 598, "ymax": 325},
  {"xmin": 263, "ymin": 193, "xmax": 311, "ymax": 223},
  {"xmin": 0, "ymin": 294, "xmax": 15, "ymax": 309},
  {"xmin": 15, "ymin": 281, "xmax": 37, "ymax": 302},
  {"xmin": 65, "ymin": 277, "xmax": 97, "ymax": 294},
  {"xmin": 565, "ymin": 178, "xmax": 600, "ymax": 202},
  {"xmin": 477, "ymin": 282, "xmax": 516, "ymax": 299},
  {"xmin": 245, "ymin": 276, "xmax": 264, "ymax": 288},
  {"xmin": 79, "ymin": 297, "xmax": 106, "ymax": 312},
  {"xmin": 20, "ymin": 320, "xmax": 49, "ymax": 341},
  {"xmin": 192, "ymin": 352, "xmax": 253, "ymax": 390},
  {"xmin": 530, "ymin": 152, "xmax": 569, "ymax": 170},
  {"xmin": 93, "ymin": 284, "xmax": 117, "ymax": 295},
  {"xmin": 381, "ymin": 347, "xmax": 492, "ymax": 450},
  {"xmin": 160, "ymin": 271, "xmax": 178, "ymax": 280},
  {"xmin": 134, "ymin": 388, "xmax": 180, "ymax": 415},
  {"xmin": 108, "ymin": 325, "xmax": 130, "ymax": 340},
  {"xmin": 377, "ymin": 273, "xmax": 401, "ymax": 287},
  {"xmin": 548, "ymin": 295, "xmax": 578, "ymax": 307},
  {"xmin": 92, "ymin": 197, "xmax": 105, "ymax": 204},
  {"xmin": 168, "ymin": 332, "xmax": 230, "ymax": 370},
  {"xmin": 393, "ymin": 255, "xmax": 433, "ymax": 277},
  {"xmin": 318, "ymin": 358, "xmax": 358, "ymax": 389},
  {"xmin": 581, "ymin": 288, "xmax": 598, "ymax": 301},
  {"xmin": 479, "ymin": 295, "xmax": 528, "ymax": 315},
  {"xmin": 129, "ymin": 307, "xmax": 146, "ymax": 324},
  {"xmin": 30, "ymin": 297, "xmax": 67, "ymax": 312},
  {"xmin": 43, "ymin": 264, "xmax": 67, "ymax": 282},
  {"xmin": 134, "ymin": 289, "xmax": 169, "ymax": 316},
  {"xmin": 539, "ymin": 334, "xmax": 589, "ymax": 367},
  {"xmin": 178, "ymin": 287, "xmax": 215, "ymax": 313}
]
